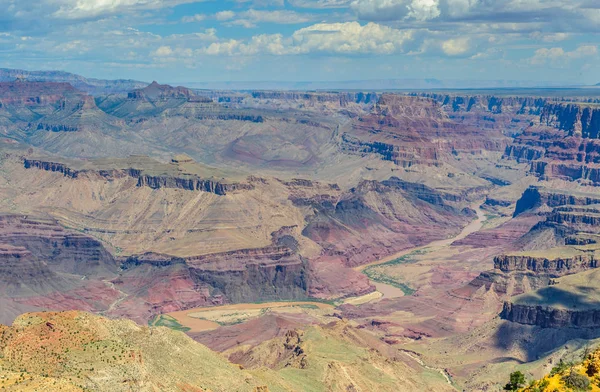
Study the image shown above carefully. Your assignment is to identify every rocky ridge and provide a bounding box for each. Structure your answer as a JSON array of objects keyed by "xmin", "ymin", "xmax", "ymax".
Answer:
[{"xmin": 23, "ymin": 157, "xmax": 254, "ymax": 196}]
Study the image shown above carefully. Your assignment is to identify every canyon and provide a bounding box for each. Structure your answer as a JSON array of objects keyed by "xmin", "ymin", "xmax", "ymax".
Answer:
[{"xmin": 2, "ymin": 70, "xmax": 600, "ymax": 391}]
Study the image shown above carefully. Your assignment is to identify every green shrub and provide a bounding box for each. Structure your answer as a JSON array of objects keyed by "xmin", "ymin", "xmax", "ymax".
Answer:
[
  {"xmin": 562, "ymin": 371, "xmax": 591, "ymax": 391},
  {"xmin": 504, "ymin": 371, "xmax": 526, "ymax": 391}
]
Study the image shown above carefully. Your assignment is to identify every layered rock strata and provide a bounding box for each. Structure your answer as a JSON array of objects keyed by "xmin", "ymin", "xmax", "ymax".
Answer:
[{"xmin": 23, "ymin": 158, "xmax": 253, "ymax": 195}]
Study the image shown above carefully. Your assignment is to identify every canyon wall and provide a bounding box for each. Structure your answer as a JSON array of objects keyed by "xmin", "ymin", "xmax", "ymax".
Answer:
[
  {"xmin": 494, "ymin": 254, "xmax": 597, "ymax": 276},
  {"xmin": 504, "ymin": 101, "xmax": 600, "ymax": 184},
  {"xmin": 501, "ymin": 302, "xmax": 600, "ymax": 328},
  {"xmin": 23, "ymin": 158, "xmax": 253, "ymax": 195}
]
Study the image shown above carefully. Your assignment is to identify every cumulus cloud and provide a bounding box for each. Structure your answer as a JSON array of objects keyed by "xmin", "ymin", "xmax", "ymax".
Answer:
[
  {"xmin": 215, "ymin": 11, "xmax": 236, "ymax": 21},
  {"xmin": 350, "ymin": 0, "xmax": 599, "ymax": 32},
  {"xmin": 290, "ymin": 22, "xmax": 413, "ymax": 54},
  {"xmin": 226, "ymin": 9, "xmax": 317, "ymax": 27},
  {"xmin": 181, "ymin": 14, "xmax": 206, "ymax": 23},
  {"xmin": 441, "ymin": 37, "xmax": 469, "ymax": 55},
  {"xmin": 183, "ymin": 22, "xmax": 414, "ymax": 56},
  {"xmin": 288, "ymin": 0, "xmax": 354, "ymax": 8},
  {"xmin": 183, "ymin": 9, "xmax": 316, "ymax": 26},
  {"xmin": 530, "ymin": 44, "xmax": 598, "ymax": 65},
  {"xmin": 351, "ymin": 0, "xmax": 441, "ymax": 21},
  {"xmin": 52, "ymin": 0, "xmax": 196, "ymax": 19}
]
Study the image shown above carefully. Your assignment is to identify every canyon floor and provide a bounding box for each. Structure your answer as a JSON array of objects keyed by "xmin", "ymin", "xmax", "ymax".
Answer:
[{"xmin": 3, "ymin": 74, "xmax": 600, "ymax": 391}]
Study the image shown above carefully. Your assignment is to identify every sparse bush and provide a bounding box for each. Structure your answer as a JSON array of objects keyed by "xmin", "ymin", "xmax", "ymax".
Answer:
[
  {"xmin": 504, "ymin": 371, "xmax": 526, "ymax": 391},
  {"xmin": 550, "ymin": 359, "xmax": 574, "ymax": 376},
  {"xmin": 562, "ymin": 371, "xmax": 591, "ymax": 391}
]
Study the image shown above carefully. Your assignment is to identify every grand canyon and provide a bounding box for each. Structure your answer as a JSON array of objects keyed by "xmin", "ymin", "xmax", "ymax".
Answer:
[{"xmin": 1, "ymin": 68, "xmax": 600, "ymax": 391}]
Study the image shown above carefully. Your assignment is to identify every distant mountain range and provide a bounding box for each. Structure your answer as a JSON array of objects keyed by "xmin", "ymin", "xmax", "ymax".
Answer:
[
  {"xmin": 182, "ymin": 78, "xmax": 584, "ymax": 91},
  {"xmin": 0, "ymin": 68, "xmax": 147, "ymax": 95},
  {"xmin": 0, "ymin": 67, "xmax": 593, "ymax": 93}
]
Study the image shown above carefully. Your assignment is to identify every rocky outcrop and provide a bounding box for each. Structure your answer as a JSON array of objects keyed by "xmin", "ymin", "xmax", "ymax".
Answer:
[
  {"xmin": 250, "ymin": 91, "xmax": 377, "ymax": 106},
  {"xmin": 530, "ymin": 160, "xmax": 600, "ymax": 185},
  {"xmin": 0, "ymin": 81, "xmax": 81, "ymax": 107},
  {"xmin": 121, "ymin": 252, "xmax": 186, "ymax": 269},
  {"xmin": 24, "ymin": 159, "xmax": 80, "ymax": 178},
  {"xmin": 188, "ymin": 248, "xmax": 308, "ymax": 304},
  {"xmin": 0, "ymin": 67, "xmax": 147, "ymax": 95},
  {"xmin": 540, "ymin": 103, "xmax": 600, "ymax": 137},
  {"xmin": 343, "ymin": 94, "xmax": 511, "ymax": 167},
  {"xmin": 501, "ymin": 302, "xmax": 600, "ymax": 328},
  {"xmin": 546, "ymin": 206, "xmax": 600, "ymax": 233},
  {"xmin": 115, "ymin": 246, "xmax": 309, "ymax": 321},
  {"xmin": 0, "ymin": 245, "xmax": 57, "ymax": 287},
  {"xmin": 494, "ymin": 254, "xmax": 598, "ymax": 276},
  {"xmin": 503, "ymin": 102, "xmax": 600, "ymax": 184},
  {"xmin": 136, "ymin": 174, "xmax": 253, "ymax": 195},
  {"xmin": 513, "ymin": 186, "xmax": 600, "ymax": 216},
  {"xmin": 467, "ymin": 270, "xmax": 551, "ymax": 296},
  {"xmin": 193, "ymin": 113, "xmax": 264, "ymax": 122},
  {"xmin": 128, "ymin": 81, "xmax": 194, "ymax": 101},
  {"xmin": 0, "ymin": 215, "xmax": 118, "ymax": 277},
  {"xmin": 23, "ymin": 158, "xmax": 253, "ymax": 196},
  {"xmin": 415, "ymin": 93, "xmax": 547, "ymax": 116}
]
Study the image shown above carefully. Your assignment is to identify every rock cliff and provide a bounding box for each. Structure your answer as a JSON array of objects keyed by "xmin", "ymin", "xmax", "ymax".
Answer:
[
  {"xmin": 0, "ymin": 214, "xmax": 118, "ymax": 277},
  {"xmin": 23, "ymin": 158, "xmax": 253, "ymax": 195},
  {"xmin": 504, "ymin": 101, "xmax": 600, "ymax": 183},
  {"xmin": 501, "ymin": 302, "xmax": 600, "ymax": 328},
  {"xmin": 494, "ymin": 253, "xmax": 597, "ymax": 276},
  {"xmin": 343, "ymin": 94, "xmax": 511, "ymax": 167}
]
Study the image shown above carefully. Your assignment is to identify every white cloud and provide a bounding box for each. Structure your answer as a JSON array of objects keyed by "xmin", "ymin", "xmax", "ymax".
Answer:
[
  {"xmin": 236, "ymin": 9, "xmax": 316, "ymax": 25},
  {"xmin": 184, "ymin": 9, "xmax": 316, "ymax": 27},
  {"xmin": 288, "ymin": 0, "xmax": 354, "ymax": 8},
  {"xmin": 199, "ymin": 22, "xmax": 413, "ymax": 56},
  {"xmin": 52, "ymin": 0, "xmax": 196, "ymax": 19},
  {"xmin": 530, "ymin": 32, "xmax": 570, "ymax": 42},
  {"xmin": 291, "ymin": 22, "xmax": 413, "ymax": 54},
  {"xmin": 351, "ymin": 0, "xmax": 442, "ymax": 21},
  {"xmin": 215, "ymin": 10, "xmax": 236, "ymax": 21},
  {"xmin": 182, "ymin": 14, "xmax": 206, "ymax": 23},
  {"xmin": 153, "ymin": 45, "xmax": 174, "ymax": 56},
  {"xmin": 530, "ymin": 44, "xmax": 598, "ymax": 65},
  {"xmin": 441, "ymin": 37, "xmax": 469, "ymax": 56},
  {"xmin": 407, "ymin": 0, "xmax": 441, "ymax": 21}
]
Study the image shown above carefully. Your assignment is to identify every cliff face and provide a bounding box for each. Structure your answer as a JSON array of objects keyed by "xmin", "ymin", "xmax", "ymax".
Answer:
[
  {"xmin": 494, "ymin": 254, "xmax": 597, "ymax": 276},
  {"xmin": 504, "ymin": 102, "xmax": 600, "ymax": 184},
  {"xmin": 0, "ymin": 67, "xmax": 147, "ymax": 95},
  {"xmin": 189, "ymin": 247, "xmax": 308, "ymax": 304},
  {"xmin": 513, "ymin": 186, "xmax": 600, "ymax": 216},
  {"xmin": 342, "ymin": 94, "xmax": 512, "ymax": 167},
  {"xmin": 23, "ymin": 158, "xmax": 253, "ymax": 196},
  {"xmin": 250, "ymin": 91, "xmax": 378, "ymax": 106},
  {"xmin": 0, "ymin": 215, "xmax": 118, "ymax": 278},
  {"xmin": 0, "ymin": 245, "xmax": 57, "ymax": 287},
  {"xmin": 416, "ymin": 93, "xmax": 547, "ymax": 116},
  {"xmin": 114, "ymin": 246, "xmax": 310, "ymax": 322},
  {"xmin": 540, "ymin": 103, "xmax": 600, "ymax": 137},
  {"xmin": 128, "ymin": 81, "xmax": 194, "ymax": 101},
  {"xmin": 501, "ymin": 302, "xmax": 600, "ymax": 328},
  {"xmin": 136, "ymin": 174, "xmax": 253, "ymax": 195},
  {"xmin": 24, "ymin": 159, "xmax": 80, "ymax": 178},
  {"xmin": 0, "ymin": 81, "xmax": 80, "ymax": 108},
  {"xmin": 546, "ymin": 207, "xmax": 600, "ymax": 233}
]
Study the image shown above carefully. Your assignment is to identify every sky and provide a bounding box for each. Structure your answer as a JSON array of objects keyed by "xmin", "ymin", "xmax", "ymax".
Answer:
[{"xmin": 0, "ymin": 0, "xmax": 599, "ymax": 85}]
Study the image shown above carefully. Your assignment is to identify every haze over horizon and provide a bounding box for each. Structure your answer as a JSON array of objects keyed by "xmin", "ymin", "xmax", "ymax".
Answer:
[{"xmin": 1, "ymin": 0, "xmax": 599, "ymax": 86}]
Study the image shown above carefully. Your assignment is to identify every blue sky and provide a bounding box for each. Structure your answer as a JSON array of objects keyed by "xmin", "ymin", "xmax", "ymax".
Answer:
[{"xmin": 0, "ymin": 0, "xmax": 599, "ymax": 85}]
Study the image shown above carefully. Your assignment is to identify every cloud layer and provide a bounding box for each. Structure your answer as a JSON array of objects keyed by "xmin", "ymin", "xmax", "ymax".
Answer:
[{"xmin": 0, "ymin": 0, "xmax": 598, "ymax": 84}]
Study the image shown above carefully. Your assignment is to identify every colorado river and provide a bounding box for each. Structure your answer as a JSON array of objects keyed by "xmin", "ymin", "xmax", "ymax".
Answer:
[{"xmin": 355, "ymin": 204, "xmax": 488, "ymax": 299}]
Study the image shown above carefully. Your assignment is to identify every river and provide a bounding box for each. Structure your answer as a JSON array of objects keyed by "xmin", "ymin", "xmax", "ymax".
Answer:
[{"xmin": 355, "ymin": 204, "xmax": 488, "ymax": 299}]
